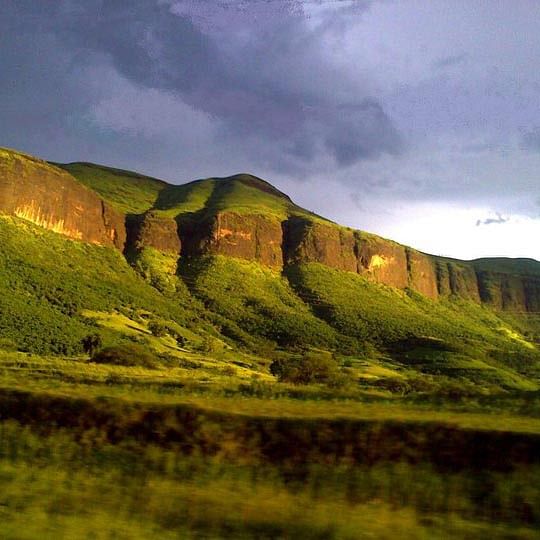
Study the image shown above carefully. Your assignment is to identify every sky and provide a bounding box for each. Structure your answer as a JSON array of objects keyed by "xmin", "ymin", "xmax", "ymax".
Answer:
[{"xmin": 2, "ymin": 0, "xmax": 540, "ymax": 260}]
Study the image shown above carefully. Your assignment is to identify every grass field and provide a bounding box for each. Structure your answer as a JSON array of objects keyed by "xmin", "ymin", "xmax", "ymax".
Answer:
[{"xmin": 2, "ymin": 355, "xmax": 540, "ymax": 539}]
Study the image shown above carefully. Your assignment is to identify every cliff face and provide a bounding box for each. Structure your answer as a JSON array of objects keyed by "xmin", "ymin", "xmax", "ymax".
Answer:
[
  {"xmin": 0, "ymin": 149, "xmax": 125, "ymax": 249},
  {"xmin": 180, "ymin": 212, "xmax": 283, "ymax": 268},
  {"xmin": 475, "ymin": 269, "xmax": 531, "ymax": 311},
  {"xmin": 283, "ymin": 218, "xmax": 357, "ymax": 273},
  {"xmin": 198, "ymin": 214, "xmax": 539, "ymax": 310},
  {"xmin": 2, "ymin": 147, "xmax": 539, "ymax": 313},
  {"xmin": 406, "ymin": 249, "xmax": 439, "ymax": 300},
  {"xmin": 435, "ymin": 260, "xmax": 480, "ymax": 302},
  {"xmin": 126, "ymin": 212, "xmax": 181, "ymax": 254},
  {"xmin": 283, "ymin": 220, "xmax": 412, "ymax": 290},
  {"xmin": 356, "ymin": 233, "xmax": 410, "ymax": 290}
]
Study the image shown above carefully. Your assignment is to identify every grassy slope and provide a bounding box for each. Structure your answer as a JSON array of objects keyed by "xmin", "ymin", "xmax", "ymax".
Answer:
[
  {"xmin": 57, "ymin": 162, "xmax": 168, "ymax": 214},
  {"xmin": 3, "ymin": 154, "xmax": 540, "ymax": 537},
  {"xmin": 62, "ymin": 162, "xmax": 331, "ymax": 224},
  {"xmin": 179, "ymin": 255, "xmax": 340, "ymax": 350},
  {"xmin": 3, "ymin": 152, "xmax": 538, "ymax": 383},
  {"xmin": 473, "ymin": 257, "xmax": 540, "ymax": 275},
  {"xmin": 0, "ymin": 215, "xmax": 207, "ymax": 354},
  {"xmin": 285, "ymin": 262, "xmax": 540, "ymax": 389}
]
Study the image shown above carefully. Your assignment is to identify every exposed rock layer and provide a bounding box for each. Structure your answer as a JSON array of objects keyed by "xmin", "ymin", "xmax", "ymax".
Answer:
[
  {"xmin": 180, "ymin": 212, "xmax": 283, "ymax": 268},
  {"xmin": 126, "ymin": 212, "xmax": 181, "ymax": 254},
  {"xmin": 0, "ymin": 150, "xmax": 125, "ymax": 249},
  {"xmin": 1, "ymin": 148, "xmax": 539, "ymax": 312}
]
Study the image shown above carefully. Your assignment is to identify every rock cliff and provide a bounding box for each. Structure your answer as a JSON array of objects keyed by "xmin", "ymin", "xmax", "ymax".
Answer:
[
  {"xmin": 282, "ymin": 218, "xmax": 357, "ymax": 273},
  {"xmin": 406, "ymin": 249, "xmax": 439, "ymax": 300},
  {"xmin": 0, "ymin": 149, "xmax": 125, "ymax": 249},
  {"xmin": 434, "ymin": 259, "xmax": 481, "ymax": 301},
  {"xmin": 2, "ymin": 147, "xmax": 539, "ymax": 313},
  {"xmin": 126, "ymin": 212, "xmax": 181, "ymax": 255},
  {"xmin": 180, "ymin": 212, "xmax": 283, "ymax": 268}
]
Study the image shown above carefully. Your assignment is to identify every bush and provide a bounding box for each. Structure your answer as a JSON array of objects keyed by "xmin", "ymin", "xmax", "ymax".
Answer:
[
  {"xmin": 270, "ymin": 351, "xmax": 340, "ymax": 385},
  {"xmin": 371, "ymin": 377, "xmax": 412, "ymax": 395},
  {"xmin": 81, "ymin": 333, "xmax": 103, "ymax": 356},
  {"xmin": 91, "ymin": 344, "xmax": 159, "ymax": 369},
  {"xmin": 148, "ymin": 321, "xmax": 168, "ymax": 337}
]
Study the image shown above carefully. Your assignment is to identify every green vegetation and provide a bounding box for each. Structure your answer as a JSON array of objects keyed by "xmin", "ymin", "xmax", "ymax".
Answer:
[
  {"xmin": 3, "ymin": 420, "xmax": 539, "ymax": 539},
  {"xmin": 57, "ymin": 162, "xmax": 167, "ymax": 214},
  {"xmin": 179, "ymin": 255, "xmax": 339, "ymax": 349},
  {"xmin": 0, "ymin": 215, "xmax": 204, "ymax": 354},
  {"xmin": 91, "ymin": 344, "xmax": 159, "ymax": 368},
  {"xmin": 270, "ymin": 350, "xmax": 342, "ymax": 385},
  {"xmin": 62, "ymin": 161, "xmax": 331, "ymax": 224},
  {"xmin": 2, "ymin": 149, "xmax": 540, "ymax": 537},
  {"xmin": 285, "ymin": 262, "xmax": 540, "ymax": 389}
]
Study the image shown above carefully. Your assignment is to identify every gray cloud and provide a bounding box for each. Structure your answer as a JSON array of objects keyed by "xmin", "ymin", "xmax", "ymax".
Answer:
[
  {"xmin": 2, "ymin": 0, "xmax": 540, "ymax": 261},
  {"xmin": 475, "ymin": 213, "xmax": 509, "ymax": 227},
  {"xmin": 432, "ymin": 53, "xmax": 467, "ymax": 70},
  {"xmin": 522, "ymin": 128, "xmax": 540, "ymax": 152},
  {"xmin": 48, "ymin": 0, "xmax": 399, "ymax": 171}
]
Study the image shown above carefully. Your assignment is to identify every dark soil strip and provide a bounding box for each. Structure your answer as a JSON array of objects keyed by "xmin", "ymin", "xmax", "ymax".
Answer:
[{"xmin": 2, "ymin": 387, "xmax": 540, "ymax": 471}]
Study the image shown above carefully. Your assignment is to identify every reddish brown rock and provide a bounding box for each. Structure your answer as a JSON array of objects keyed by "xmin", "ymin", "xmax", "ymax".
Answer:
[
  {"xmin": 182, "ymin": 212, "xmax": 283, "ymax": 268},
  {"xmin": 282, "ymin": 218, "xmax": 357, "ymax": 272},
  {"xmin": 407, "ymin": 249, "xmax": 439, "ymax": 299},
  {"xmin": 356, "ymin": 233, "xmax": 409, "ymax": 289},
  {"xmin": 127, "ymin": 212, "xmax": 181, "ymax": 254},
  {"xmin": 0, "ymin": 149, "xmax": 125, "ymax": 249}
]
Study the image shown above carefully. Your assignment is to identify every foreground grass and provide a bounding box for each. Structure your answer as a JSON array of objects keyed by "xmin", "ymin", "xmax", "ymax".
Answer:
[
  {"xmin": 3, "ymin": 350, "xmax": 540, "ymax": 434},
  {"xmin": 1, "ymin": 421, "xmax": 540, "ymax": 539},
  {"xmin": 3, "ymin": 350, "xmax": 540, "ymax": 537}
]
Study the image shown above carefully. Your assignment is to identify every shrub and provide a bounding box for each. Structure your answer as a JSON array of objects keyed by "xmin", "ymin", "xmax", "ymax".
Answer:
[
  {"xmin": 270, "ymin": 351, "xmax": 340, "ymax": 385},
  {"xmin": 91, "ymin": 344, "xmax": 159, "ymax": 369},
  {"xmin": 148, "ymin": 321, "xmax": 168, "ymax": 337},
  {"xmin": 372, "ymin": 377, "xmax": 412, "ymax": 395},
  {"xmin": 81, "ymin": 333, "xmax": 103, "ymax": 356},
  {"xmin": 0, "ymin": 338, "xmax": 18, "ymax": 352}
]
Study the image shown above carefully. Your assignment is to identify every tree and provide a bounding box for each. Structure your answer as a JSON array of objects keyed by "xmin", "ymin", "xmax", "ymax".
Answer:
[
  {"xmin": 270, "ymin": 351, "xmax": 340, "ymax": 385},
  {"xmin": 81, "ymin": 333, "xmax": 102, "ymax": 356}
]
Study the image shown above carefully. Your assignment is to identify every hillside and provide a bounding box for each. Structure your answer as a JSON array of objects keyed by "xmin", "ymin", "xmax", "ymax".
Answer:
[
  {"xmin": 1, "ymin": 146, "xmax": 540, "ymax": 393},
  {"xmin": 3, "ymin": 146, "xmax": 540, "ymax": 538}
]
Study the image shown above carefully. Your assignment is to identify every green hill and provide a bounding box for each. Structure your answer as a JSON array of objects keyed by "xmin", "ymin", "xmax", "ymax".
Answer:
[
  {"xmin": 57, "ymin": 162, "xmax": 169, "ymax": 214},
  {"xmin": 3, "ymin": 146, "xmax": 540, "ymax": 538},
  {"xmin": 1, "ymin": 146, "xmax": 539, "ymax": 394},
  {"xmin": 61, "ymin": 162, "xmax": 328, "ymax": 223}
]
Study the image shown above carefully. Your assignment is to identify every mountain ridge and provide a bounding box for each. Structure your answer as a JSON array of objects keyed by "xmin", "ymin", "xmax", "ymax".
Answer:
[
  {"xmin": 2, "ymin": 146, "xmax": 539, "ymax": 315},
  {"xmin": 2, "ymin": 144, "xmax": 540, "ymax": 396}
]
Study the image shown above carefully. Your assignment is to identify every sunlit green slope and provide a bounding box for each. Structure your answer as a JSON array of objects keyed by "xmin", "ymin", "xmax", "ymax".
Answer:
[
  {"xmin": 0, "ymin": 215, "xmax": 205, "ymax": 354},
  {"xmin": 62, "ymin": 162, "xmax": 329, "ymax": 223}
]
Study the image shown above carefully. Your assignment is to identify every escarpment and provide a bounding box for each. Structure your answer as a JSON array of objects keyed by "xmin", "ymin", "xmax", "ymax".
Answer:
[
  {"xmin": 434, "ymin": 260, "xmax": 481, "ymax": 302},
  {"xmin": 2, "ymin": 146, "xmax": 540, "ymax": 313},
  {"xmin": 126, "ymin": 212, "xmax": 181, "ymax": 255},
  {"xmin": 180, "ymin": 212, "xmax": 283, "ymax": 268},
  {"xmin": 282, "ymin": 218, "xmax": 357, "ymax": 273},
  {"xmin": 356, "ymin": 233, "xmax": 410, "ymax": 289},
  {"xmin": 0, "ymin": 149, "xmax": 125, "ymax": 248},
  {"xmin": 406, "ymin": 249, "xmax": 439, "ymax": 300}
]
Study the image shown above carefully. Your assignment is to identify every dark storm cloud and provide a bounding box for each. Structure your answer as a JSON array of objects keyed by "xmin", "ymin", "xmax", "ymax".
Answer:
[
  {"xmin": 46, "ymin": 0, "xmax": 400, "ymax": 169},
  {"xmin": 323, "ymin": 101, "xmax": 402, "ymax": 166},
  {"xmin": 0, "ymin": 2, "xmax": 99, "ymax": 157}
]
